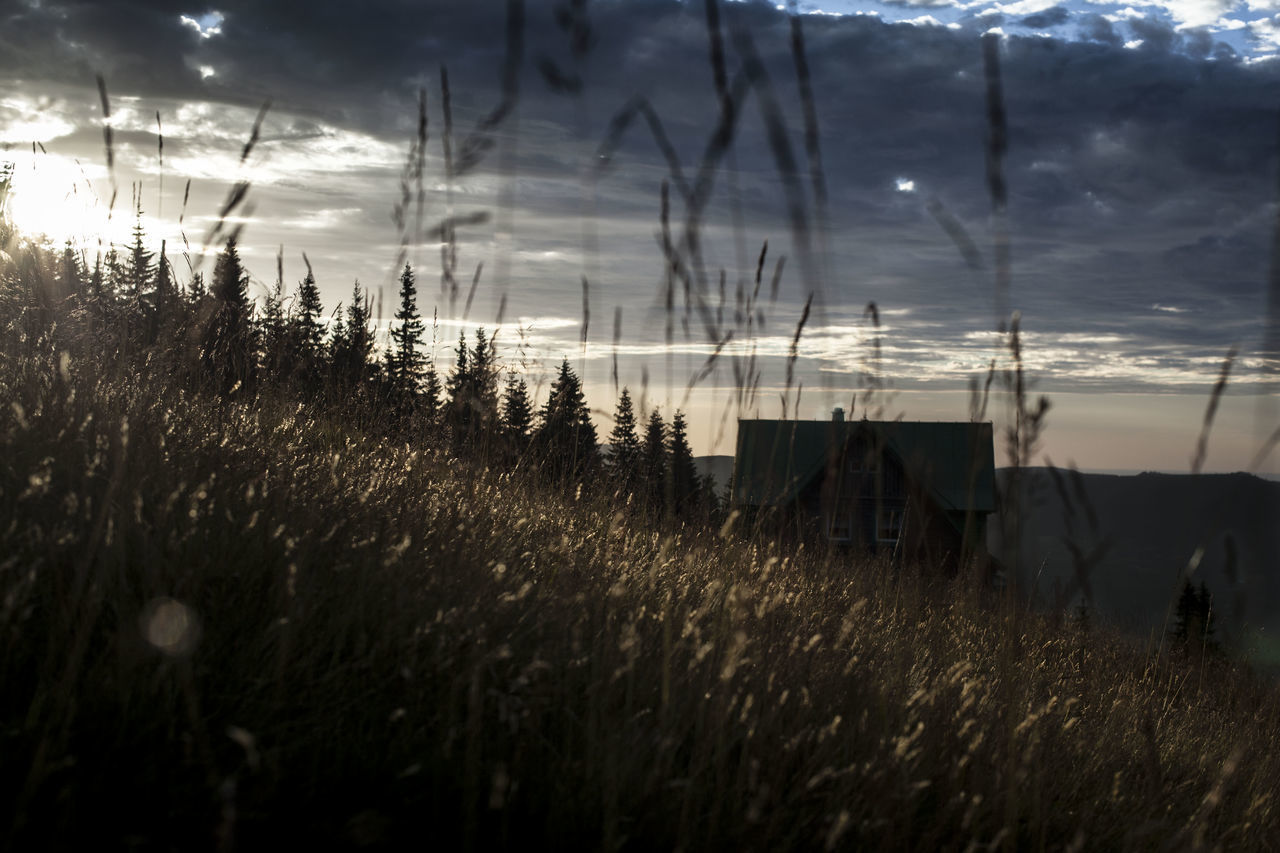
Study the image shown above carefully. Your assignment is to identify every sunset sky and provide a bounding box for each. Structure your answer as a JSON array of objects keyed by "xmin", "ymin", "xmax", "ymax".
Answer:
[{"xmin": 1, "ymin": 0, "xmax": 1278, "ymax": 472}]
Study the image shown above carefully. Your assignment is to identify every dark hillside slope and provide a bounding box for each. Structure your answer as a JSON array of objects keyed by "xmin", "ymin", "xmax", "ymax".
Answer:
[{"xmin": 5, "ymin": 355, "xmax": 1280, "ymax": 848}]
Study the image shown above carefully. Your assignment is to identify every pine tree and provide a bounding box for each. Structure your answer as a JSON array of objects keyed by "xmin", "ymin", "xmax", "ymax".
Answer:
[
  {"xmin": 640, "ymin": 408, "xmax": 668, "ymax": 511},
  {"xmin": 1173, "ymin": 580, "xmax": 1196, "ymax": 643},
  {"xmin": 444, "ymin": 331, "xmax": 469, "ymax": 427},
  {"xmin": 442, "ymin": 328, "xmax": 498, "ymax": 446},
  {"xmin": 89, "ymin": 253, "xmax": 105, "ymax": 301},
  {"xmin": 535, "ymin": 359, "xmax": 598, "ymax": 481},
  {"xmin": 58, "ymin": 241, "xmax": 82, "ymax": 302},
  {"xmin": 203, "ymin": 238, "xmax": 255, "ymax": 393},
  {"xmin": 421, "ymin": 361, "xmax": 443, "ymax": 427},
  {"xmin": 211, "ymin": 238, "xmax": 250, "ymax": 319},
  {"xmin": 606, "ymin": 388, "xmax": 642, "ymax": 497},
  {"xmin": 500, "ymin": 374, "xmax": 534, "ymax": 460},
  {"xmin": 259, "ymin": 271, "xmax": 289, "ymax": 379},
  {"xmin": 1172, "ymin": 579, "xmax": 1218, "ymax": 654},
  {"xmin": 336, "ymin": 280, "xmax": 375, "ymax": 385},
  {"xmin": 387, "ymin": 263, "xmax": 426, "ymax": 394},
  {"xmin": 469, "ymin": 328, "xmax": 501, "ymax": 438},
  {"xmin": 103, "ymin": 247, "xmax": 122, "ymax": 299},
  {"xmin": 188, "ymin": 271, "xmax": 208, "ymax": 305},
  {"xmin": 328, "ymin": 305, "xmax": 346, "ymax": 378},
  {"xmin": 149, "ymin": 241, "xmax": 176, "ymax": 343},
  {"xmin": 293, "ymin": 268, "xmax": 325, "ymax": 362},
  {"xmin": 123, "ymin": 208, "xmax": 153, "ymax": 303},
  {"xmin": 668, "ymin": 410, "xmax": 700, "ymax": 514},
  {"xmin": 1195, "ymin": 581, "xmax": 1217, "ymax": 651},
  {"xmin": 86, "ymin": 252, "xmax": 108, "ymax": 334}
]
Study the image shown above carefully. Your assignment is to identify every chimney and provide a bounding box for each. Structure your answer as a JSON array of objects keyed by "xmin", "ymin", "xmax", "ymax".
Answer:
[{"xmin": 832, "ymin": 407, "xmax": 845, "ymax": 423}]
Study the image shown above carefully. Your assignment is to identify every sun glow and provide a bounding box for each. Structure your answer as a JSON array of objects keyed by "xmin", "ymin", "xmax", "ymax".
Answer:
[
  {"xmin": 0, "ymin": 153, "xmax": 176, "ymax": 250},
  {"xmin": 3, "ymin": 155, "xmax": 115, "ymax": 245}
]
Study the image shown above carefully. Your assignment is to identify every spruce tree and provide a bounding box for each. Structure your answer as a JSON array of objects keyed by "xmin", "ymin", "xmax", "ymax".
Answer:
[
  {"xmin": 203, "ymin": 238, "xmax": 254, "ymax": 393},
  {"xmin": 387, "ymin": 263, "xmax": 426, "ymax": 394},
  {"xmin": 58, "ymin": 241, "xmax": 82, "ymax": 302},
  {"xmin": 443, "ymin": 328, "xmax": 500, "ymax": 447},
  {"xmin": 606, "ymin": 388, "xmax": 642, "ymax": 496},
  {"xmin": 337, "ymin": 280, "xmax": 375, "ymax": 385},
  {"xmin": 104, "ymin": 247, "xmax": 122, "ymax": 302},
  {"xmin": 1195, "ymin": 581, "xmax": 1217, "ymax": 651},
  {"xmin": 259, "ymin": 272, "xmax": 289, "ymax": 379},
  {"xmin": 123, "ymin": 208, "xmax": 153, "ymax": 302},
  {"xmin": 328, "ymin": 305, "xmax": 346, "ymax": 379},
  {"xmin": 293, "ymin": 268, "xmax": 325, "ymax": 361},
  {"xmin": 500, "ymin": 374, "xmax": 534, "ymax": 460},
  {"xmin": 86, "ymin": 253, "xmax": 107, "ymax": 334},
  {"xmin": 150, "ymin": 241, "xmax": 176, "ymax": 342},
  {"xmin": 1173, "ymin": 580, "xmax": 1197, "ymax": 644},
  {"xmin": 698, "ymin": 471, "xmax": 723, "ymax": 520},
  {"xmin": 466, "ymin": 328, "xmax": 501, "ymax": 440},
  {"xmin": 668, "ymin": 410, "xmax": 700, "ymax": 514},
  {"xmin": 1172, "ymin": 579, "xmax": 1218, "ymax": 654},
  {"xmin": 536, "ymin": 359, "xmax": 598, "ymax": 481},
  {"xmin": 211, "ymin": 238, "xmax": 250, "ymax": 320},
  {"xmin": 421, "ymin": 361, "xmax": 443, "ymax": 428},
  {"xmin": 89, "ymin": 253, "xmax": 105, "ymax": 301},
  {"xmin": 640, "ymin": 409, "xmax": 668, "ymax": 512},
  {"xmin": 444, "ymin": 331, "xmax": 470, "ymax": 430},
  {"xmin": 188, "ymin": 271, "xmax": 207, "ymax": 305}
]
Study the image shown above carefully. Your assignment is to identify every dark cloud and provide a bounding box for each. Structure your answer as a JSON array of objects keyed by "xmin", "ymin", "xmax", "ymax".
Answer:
[
  {"xmin": 2, "ymin": 0, "xmax": 1277, "ymax": 398},
  {"xmin": 879, "ymin": 0, "xmax": 962, "ymax": 7},
  {"xmin": 1127, "ymin": 14, "xmax": 1180, "ymax": 54},
  {"xmin": 1182, "ymin": 27, "xmax": 1214, "ymax": 60},
  {"xmin": 1080, "ymin": 14, "xmax": 1122, "ymax": 47},
  {"xmin": 1019, "ymin": 6, "xmax": 1071, "ymax": 29}
]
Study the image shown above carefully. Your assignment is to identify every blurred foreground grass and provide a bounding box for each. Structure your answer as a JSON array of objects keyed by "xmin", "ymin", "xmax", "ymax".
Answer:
[{"xmin": 2, "ymin": 343, "xmax": 1278, "ymax": 851}]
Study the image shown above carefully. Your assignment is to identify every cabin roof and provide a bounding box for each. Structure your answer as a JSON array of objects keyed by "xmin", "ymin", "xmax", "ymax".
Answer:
[{"xmin": 731, "ymin": 419, "xmax": 996, "ymax": 513}]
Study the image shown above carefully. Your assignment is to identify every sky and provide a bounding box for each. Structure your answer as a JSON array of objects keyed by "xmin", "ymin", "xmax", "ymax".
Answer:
[{"xmin": 1, "ymin": 0, "xmax": 1278, "ymax": 473}]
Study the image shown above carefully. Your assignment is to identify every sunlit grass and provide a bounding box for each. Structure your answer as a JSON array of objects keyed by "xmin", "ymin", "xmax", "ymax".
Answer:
[{"xmin": 2, "ymin": 338, "xmax": 1276, "ymax": 850}]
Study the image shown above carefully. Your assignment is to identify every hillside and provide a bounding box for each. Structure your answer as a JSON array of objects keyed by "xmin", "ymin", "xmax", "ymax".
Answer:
[
  {"xmin": 694, "ymin": 454, "xmax": 736, "ymax": 496},
  {"xmin": 992, "ymin": 469, "xmax": 1280, "ymax": 654},
  {"xmin": 4, "ymin": 353, "xmax": 1280, "ymax": 849}
]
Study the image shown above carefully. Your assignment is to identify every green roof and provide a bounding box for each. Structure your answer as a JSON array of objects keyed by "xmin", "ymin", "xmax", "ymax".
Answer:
[{"xmin": 731, "ymin": 419, "xmax": 996, "ymax": 513}]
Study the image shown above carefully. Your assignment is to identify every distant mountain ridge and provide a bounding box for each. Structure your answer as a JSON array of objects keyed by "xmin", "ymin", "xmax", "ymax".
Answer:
[
  {"xmin": 991, "ymin": 468, "xmax": 1280, "ymax": 650},
  {"xmin": 694, "ymin": 455, "xmax": 735, "ymax": 496}
]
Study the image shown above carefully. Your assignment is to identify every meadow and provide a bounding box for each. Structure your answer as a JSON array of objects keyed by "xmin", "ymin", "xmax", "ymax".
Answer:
[{"xmin": 1, "ymin": 270, "xmax": 1278, "ymax": 849}]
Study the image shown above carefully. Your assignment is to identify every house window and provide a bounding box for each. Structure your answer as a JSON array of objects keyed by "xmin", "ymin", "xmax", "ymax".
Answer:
[
  {"xmin": 828, "ymin": 513, "xmax": 852, "ymax": 541},
  {"xmin": 876, "ymin": 507, "xmax": 904, "ymax": 545}
]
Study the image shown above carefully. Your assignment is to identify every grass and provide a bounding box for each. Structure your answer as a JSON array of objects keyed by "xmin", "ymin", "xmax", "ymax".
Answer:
[{"xmin": 2, "ymin": 340, "xmax": 1278, "ymax": 851}]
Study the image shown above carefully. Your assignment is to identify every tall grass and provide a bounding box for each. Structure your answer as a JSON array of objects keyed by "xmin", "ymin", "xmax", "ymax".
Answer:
[{"xmin": 2, "ymin": 341, "xmax": 1278, "ymax": 850}]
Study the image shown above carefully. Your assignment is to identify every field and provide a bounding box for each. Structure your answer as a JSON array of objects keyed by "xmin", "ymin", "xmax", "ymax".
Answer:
[{"xmin": 2, "ymin": 320, "xmax": 1279, "ymax": 849}]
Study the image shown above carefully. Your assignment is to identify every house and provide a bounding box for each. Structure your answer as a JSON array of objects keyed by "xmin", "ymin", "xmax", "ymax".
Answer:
[{"xmin": 730, "ymin": 410, "xmax": 996, "ymax": 572}]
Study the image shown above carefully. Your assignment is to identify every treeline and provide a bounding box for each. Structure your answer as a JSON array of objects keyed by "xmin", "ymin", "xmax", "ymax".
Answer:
[{"xmin": 0, "ymin": 216, "xmax": 722, "ymax": 521}]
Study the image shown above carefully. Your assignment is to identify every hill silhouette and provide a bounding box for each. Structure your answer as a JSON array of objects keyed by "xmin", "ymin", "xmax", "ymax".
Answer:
[{"xmin": 993, "ymin": 469, "xmax": 1280, "ymax": 658}]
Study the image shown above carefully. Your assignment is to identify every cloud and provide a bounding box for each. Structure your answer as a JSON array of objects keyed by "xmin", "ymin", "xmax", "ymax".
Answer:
[
  {"xmin": 1250, "ymin": 12, "xmax": 1280, "ymax": 44},
  {"xmin": 880, "ymin": 0, "xmax": 965, "ymax": 8},
  {"xmin": 2, "ymin": 0, "xmax": 1277, "ymax": 406},
  {"xmin": 1019, "ymin": 6, "xmax": 1073, "ymax": 27},
  {"xmin": 1128, "ymin": 13, "xmax": 1180, "ymax": 50},
  {"xmin": 1161, "ymin": 0, "xmax": 1238, "ymax": 29},
  {"xmin": 1082, "ymin": 13, "xmax": 1126, "ymax": 43},
  {"xmin": 984, "ymin": 0, "xmax": 1063, "ymax": 16}
]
